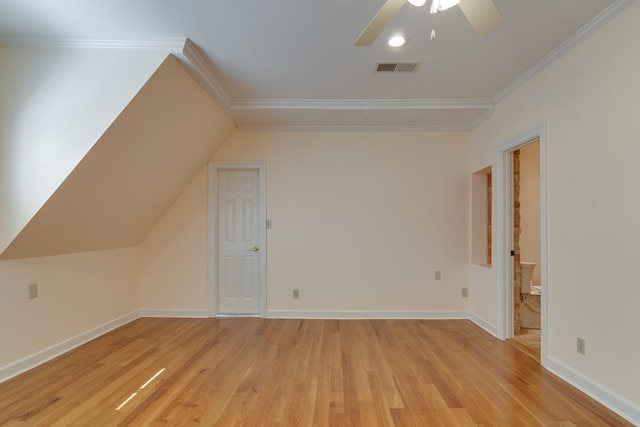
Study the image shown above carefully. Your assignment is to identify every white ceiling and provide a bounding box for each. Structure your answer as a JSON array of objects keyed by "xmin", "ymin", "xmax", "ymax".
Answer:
[{"xmin": 0, "ymin": 0, "xmax": 628, "ymax": 130}]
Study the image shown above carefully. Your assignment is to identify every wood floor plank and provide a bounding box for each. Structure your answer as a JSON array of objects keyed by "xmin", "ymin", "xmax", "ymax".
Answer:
[
  {"xmin": 312, "ymin": 322, "xmax": 333, "ymax": 427},
  {"xmin": 0, "ymin": 318, "xmax": 633, "ymax": 426}
]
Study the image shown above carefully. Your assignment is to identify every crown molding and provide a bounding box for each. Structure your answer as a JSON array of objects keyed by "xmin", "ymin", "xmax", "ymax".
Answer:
[
  {"xmin": 0, "ymin": 37, "xmax": 186, "ymax": 52},
  {"xmin": 180, "ymin": 38, "xmax": 233, "ymax": 106},
  {"xmin": 236, "ymin": 124, "xmax": 472, "ymax": 132},
  {"xmin": 0, "ymin": 35, "xmax": 232, "ymax": 108},
  {"xmin": 231, "ymin": 98, "xmax": 492, "ymax": 131},
  {"xmin": 494, "ymin": 0, "xmax": 637, "ymax": 103},
  {"xmin": 468, "ymin": 108, "xmax": 495, "ymax": 129},
  {"xmin": 231, "ymin": 98, "xmax": 495, "ymax": 111}
]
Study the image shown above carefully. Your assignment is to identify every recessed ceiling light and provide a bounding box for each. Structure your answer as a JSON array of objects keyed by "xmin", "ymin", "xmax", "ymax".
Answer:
[{"xmin": 388, "ymin": 35, "xmax": 407, "ymax": 47}]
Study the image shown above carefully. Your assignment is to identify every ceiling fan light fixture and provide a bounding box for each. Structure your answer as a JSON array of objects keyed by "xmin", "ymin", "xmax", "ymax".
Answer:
[
  {"xmin": 388, "ymin": 34, "xmax": 407, "ymax": 47},
  {"xmin": 408, "ymin": 0, "xmax": 427, "ymax": 6},
  {"xmin": 430, "ymin": 0, "xmax": 460, "ymax": 13}
]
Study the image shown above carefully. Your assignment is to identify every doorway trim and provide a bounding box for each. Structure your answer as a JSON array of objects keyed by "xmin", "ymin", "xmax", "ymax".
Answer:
[
  {"xmin": 496, "ymin": 123, "xmax": 548, "ymax": 366},
  {"xmin": 208, "ymin": 161, "xmax": 267, "ymax": 318}
]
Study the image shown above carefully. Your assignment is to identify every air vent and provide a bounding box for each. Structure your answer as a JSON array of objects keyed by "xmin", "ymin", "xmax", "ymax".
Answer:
[{"xmin": 375, "ymin": 62, "xmax": 421, "ymax": 73}]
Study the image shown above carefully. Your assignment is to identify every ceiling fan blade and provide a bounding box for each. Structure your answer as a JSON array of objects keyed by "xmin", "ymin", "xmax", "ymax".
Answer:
[
  {"xmin": 458, "ymin": 0, "xmax": 503, "ymax": 35},
  {"xmin": 355, "ymin": 0, "xmax": 406, "ymax": 46}
]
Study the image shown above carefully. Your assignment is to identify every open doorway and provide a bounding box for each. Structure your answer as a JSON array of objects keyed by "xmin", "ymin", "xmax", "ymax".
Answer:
[
  {"xmin": 496, "ymin": 123, "xmax": 548, "ymax": 366},
  {"xmin": 510, "ymin": 140, "xmax": 541, "ymax": 359}
]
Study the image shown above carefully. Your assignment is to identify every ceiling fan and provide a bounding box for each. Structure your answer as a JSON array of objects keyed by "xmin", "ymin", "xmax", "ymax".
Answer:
[{"xmin": 355, "ymin": 0, "xmax": 503, "ymax": 46}]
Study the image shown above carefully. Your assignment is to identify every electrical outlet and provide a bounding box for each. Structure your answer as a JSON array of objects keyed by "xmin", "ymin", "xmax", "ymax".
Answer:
[
  {"xmin": 28, "ymin": 283, "xmax": 38, "ymax": 299},
  {"xmin": 461, "ymin": 288, "xmax": 469, "ymax": 298},
  {"xmin": 435, "ymin": 271, "xmax": 441, "ymax": 280},
  {"xmin": 577, "ymin": 337, "xmax": 586, "ymax": 355},
  {"xmin": 293, "ymin": 289, "xmax": 300, "ymax": 299},
  {"xmin": 266, "ymin": 220, "xmax": 272, "ymax": 229}
]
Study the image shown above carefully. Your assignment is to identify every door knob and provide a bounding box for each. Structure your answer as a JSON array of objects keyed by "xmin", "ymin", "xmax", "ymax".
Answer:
[{"xmin": 250, "ymin": 246, "xmax": 260, "ymax": 252}]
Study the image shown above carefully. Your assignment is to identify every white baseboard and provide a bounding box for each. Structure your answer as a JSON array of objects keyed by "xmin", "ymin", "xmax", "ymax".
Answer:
[
  {"xmin": 216, "ymin": 313, "xmax": 260, "ymax": 318},
  {"xmin": 139, "ymin": 308, "xmax": 209, "ymax": 318},
  {"xmin": 546, "ymin": 357, "xmax": 640, "ymax": 425},
  {"xmin": 265, "ymin": 310, "xmax": 469, "ymax": 320},
  {"xmin": 468, "ymin": 313, "xmax": 498, "ymax": 337},
  {"xmin": 0, "ymin": 310, "xmax": 139, "ymax": 384}
]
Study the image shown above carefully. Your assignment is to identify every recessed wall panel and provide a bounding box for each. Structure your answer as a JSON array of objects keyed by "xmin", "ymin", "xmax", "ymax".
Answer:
[
  {"xmin": 242, "ymin": 255, "xmax": 255, "ymax": 298},
  {"xmin": 224, "ymin": 255, "xmax": 236, "ymax": 299},
  {"xmin": 243, "ymin": 200, "xmax": 254, "ymax": 242},
  {"xmin": 225, "ymin": 200, "xmax": 236, "ymax": 242}
]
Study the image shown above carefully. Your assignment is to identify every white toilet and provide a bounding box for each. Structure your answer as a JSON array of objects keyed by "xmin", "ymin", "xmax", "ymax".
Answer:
[{"xmin": 519, "ymin": 262, "xmax": 541, "ymax": 329}]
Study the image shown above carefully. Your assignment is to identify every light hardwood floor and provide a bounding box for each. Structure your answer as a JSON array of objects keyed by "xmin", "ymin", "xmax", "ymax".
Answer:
[{"xmin": 0, "ymin": 318, "xmax": 632, "ymax": 426}]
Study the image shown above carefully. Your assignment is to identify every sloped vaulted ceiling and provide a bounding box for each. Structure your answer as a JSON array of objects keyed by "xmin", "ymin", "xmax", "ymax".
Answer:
[{"xmin": 0, "ymin": 55, "xmax": 236, "ymax": 259}]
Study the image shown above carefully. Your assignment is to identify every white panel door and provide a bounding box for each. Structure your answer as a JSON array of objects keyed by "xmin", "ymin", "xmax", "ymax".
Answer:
[{"xmin": 218, "ymin": 170, "xmax": 261, "ymax": 314}]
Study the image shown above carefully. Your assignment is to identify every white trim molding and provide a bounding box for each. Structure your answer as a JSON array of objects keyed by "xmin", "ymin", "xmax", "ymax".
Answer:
[
  {"xmin": 266, "ymin": 310, "xmax": 499, "ymax": 340},
  {"xmin": 266, "ymin": 310, "xmax": 469, "ymax": 320},
  {"xmin": 237, "ymin": 124, "xmax": 473, "ymax": 132},
  {"xmin": 468, "ymin": 313, "xmax": 498, "ymax": 337},
  {"xmin": 546, "ymin": 357, "xmax": 640, "ymax": 426},
  {"xmin": 0, "ymin": 311, "xmax": 139, "ymax": 384},
  {"xmin": 139, "ymin": 309, "xmax": 209, "ymax": 318},
  {"xmin": 494, "ymin": 0, "xmax": 637, "ymax": 103},
  {"xmin": 230, "ymin": 98, "xmax": 494, "ymax": 111},
  {"xmin": 0, "ymin": 37, "xmax": 186, "ymax": 51},
  {"xmin": 496, "ymin": 122, "xmax": 549, "ymax": 368},
  {"xmin": 181, "ymin": 39, "xmax": 233, "ymax": 106}
]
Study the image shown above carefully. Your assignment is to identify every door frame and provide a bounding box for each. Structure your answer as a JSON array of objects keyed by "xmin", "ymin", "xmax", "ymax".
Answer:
[
  {"xmin": 208, "ymin": 161, "xmax": 266, "ymax": 318},
  {"xmin": 496, "ymin": 123, "xmax": 548, "ymax": 366}
]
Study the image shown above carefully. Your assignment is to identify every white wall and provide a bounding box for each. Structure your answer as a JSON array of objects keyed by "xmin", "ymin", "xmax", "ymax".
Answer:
[
  {"xmin": 470, "ymin": 1, "xmax": 640, "ymax": 414},
  {"xmin": 0, "ymin": 248, "xmax": 139, "ymax": 368},
  {"xmin": 0, "ymin": 47, "xmax": 236, "ymax": 375},
  {"xmin": 1, "ymin": 55, "xmax": 236, "ymax": 260},
  {"xmin": 139, "ymin": 167, "xmax": 210, "ymax": 313},
  {"xmin": 0, "ymin": 47, "xmax": 167, "ymax": 253},
  {"xmin": 211, "ymin": 130, "xmax": 470, "ymax": 314}
]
